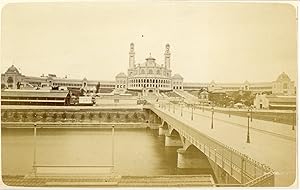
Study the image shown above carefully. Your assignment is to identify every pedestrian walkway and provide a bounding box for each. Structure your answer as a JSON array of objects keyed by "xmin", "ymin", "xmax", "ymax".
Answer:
[{"xmin": 154, "ymin": 103, "xmax": 296, "ymax": 187}]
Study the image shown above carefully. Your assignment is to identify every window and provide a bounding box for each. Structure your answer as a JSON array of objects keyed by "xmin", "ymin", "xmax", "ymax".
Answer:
[
  {"xmin": 141, "ymin": 69, "xmax": 145, "ymax": 74},
  {"xmin": 148, "ymin": 69, "xmax": 153, "ymax": 74},
  {"xmin": 283, "ymin": 83, "xmax": 288, "ymax": 89}
]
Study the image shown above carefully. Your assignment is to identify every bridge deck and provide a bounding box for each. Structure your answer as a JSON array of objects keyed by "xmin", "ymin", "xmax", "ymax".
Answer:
[{"xmin": 151, "ymin": 103, "xmax": 296, "ymax": 187}]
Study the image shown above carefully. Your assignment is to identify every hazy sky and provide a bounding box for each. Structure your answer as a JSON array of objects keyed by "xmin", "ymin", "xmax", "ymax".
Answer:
[{"xmin": 1, "ymin": 2, "xmax": 297, "ymax": 83}]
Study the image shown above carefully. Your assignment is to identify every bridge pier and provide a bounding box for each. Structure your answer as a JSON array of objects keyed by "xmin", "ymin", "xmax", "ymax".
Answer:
[
  {"xmin": 165, "ymin": 134, "xmax": 182, "ymax": 147},
  {"xmin": 177, "ymin": 147, "xmax": 211, "ymax": 169},
  {"xmin": 158, "ymin": 126, "xmax": 168, "ymax": 136}
]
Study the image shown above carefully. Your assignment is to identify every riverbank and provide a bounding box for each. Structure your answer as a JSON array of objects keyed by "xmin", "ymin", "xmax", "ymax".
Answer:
[{"xmin": 1, "ymin": 122, "xmax": 160, "ymax": 129}]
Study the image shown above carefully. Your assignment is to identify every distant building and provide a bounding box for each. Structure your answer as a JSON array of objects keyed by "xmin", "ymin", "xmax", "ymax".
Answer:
[
  {"xmin": 183, "ymin": 72, "xmax": 295, "ymax": 96},
  {"xmin": 1, "ymin": 89, "xmax": 71, "ymax": 106},
  {"xmin": 115, "ymin": 43, "xmax": 184, "ymax": 95},
  {"xmin": 1, "ymin": 65, "xmax": 115, "ymax": 93},
  {"xmin": 254, "ymin": 94, "xmax": 296, "ymax": 110}
]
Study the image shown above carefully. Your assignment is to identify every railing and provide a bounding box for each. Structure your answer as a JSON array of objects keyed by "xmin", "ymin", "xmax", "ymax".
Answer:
[{"xmin": 146, "ymin": 104, "xmax": 274, "ymax": 186}]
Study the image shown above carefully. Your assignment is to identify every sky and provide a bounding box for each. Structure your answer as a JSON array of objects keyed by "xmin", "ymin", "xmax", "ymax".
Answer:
[{"xmin": 1, "ymin": 2, "xmax": 297, "ymax": 83}]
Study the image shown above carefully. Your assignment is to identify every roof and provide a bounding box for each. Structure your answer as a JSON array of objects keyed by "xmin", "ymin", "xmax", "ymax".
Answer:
[
  {"xmin": 266, "ymin": 95, "xmax": 296, "ymax": 103},
  {"xmin": 5, "ymin": 65, "xmax": 20, "ymax": 74},
  {"xmin": 1, "ymin": 90, "xmax": 69, "ymax": 98},
  {"xmin": 116, "ymin": 72, "xmax": 127, "ymax": 78},
  {"xmin": 172, "ymin": 74, "xmax": 183, "ymax": 79},
  {"xmin": 276, "ymin": 72, "xmax": 291, "ymax": 82}
]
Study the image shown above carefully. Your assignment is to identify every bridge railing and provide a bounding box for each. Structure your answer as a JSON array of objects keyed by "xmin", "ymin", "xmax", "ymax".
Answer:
[{"xmin": 147, "ymin": 104, "xmax": 274, "ymax": 186}]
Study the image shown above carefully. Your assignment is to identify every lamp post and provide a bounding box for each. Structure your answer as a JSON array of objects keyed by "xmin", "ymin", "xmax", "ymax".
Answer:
[
  {"xmin": 111, "ymin": 125, "xmax": 115, "ymax": 171},
  {"xmin": 250, "ymin": 106, "xmax": 253, "ymax": 122},
  {"xmin": 173, "ymin": 103, "xmax": 175, "ymax": 113},
  {"xmin": 33, "ymin": 123, "xmax": 37, "ymax": 176},
  {"xmin": 211, "ymin": 107, "xmax": 214, "ymax": 129},
  {"xmin": 181, "ymin": 102, "xmax": 183, "ymax": 117},
  {"xmin": 246, "ymin": 110, "xmax": 250, "ymax": 143},
  {"xmin": 292, "ymin": 109, "xmax": 295, "ymax": 130},
  {"xmin": 168, "ymin": 103, "xmax": 170, "ymax": 112},
  {"xmin": 191, "ymin": 104, "xmax": 194, "ymax": 120},
  {"xmin": 202, "ymin": 102, "xmax": 204, "ymax": 112},
  {"xmin": 228, "ymin": 106, "xmax": 231, "ymax": 118}
]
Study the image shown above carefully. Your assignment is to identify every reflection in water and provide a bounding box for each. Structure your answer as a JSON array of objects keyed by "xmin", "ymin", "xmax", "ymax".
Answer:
[{"xmin": 2, "ymin": 127, "xmax": 214, "ymax": 177}]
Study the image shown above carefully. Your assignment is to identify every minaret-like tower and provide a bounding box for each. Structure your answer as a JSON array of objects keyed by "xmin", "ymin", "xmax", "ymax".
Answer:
[
  {"xmin": 164, "ymin": 43, "xmax": 171, "ymax": 69},
  {"xmin": 129, "ymin": 43, "xmax": 135, "ymax": 69}
]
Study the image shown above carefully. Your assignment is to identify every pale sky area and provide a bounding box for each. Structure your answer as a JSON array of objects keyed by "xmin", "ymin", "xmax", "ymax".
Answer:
[{"xmin": 1, "ymin": 2, "xmax": 297, "ymax": 83}]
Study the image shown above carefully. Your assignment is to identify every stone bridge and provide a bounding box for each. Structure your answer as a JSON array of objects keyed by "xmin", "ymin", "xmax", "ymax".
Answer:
[{"xmin": 145, "ymin": 104, "xmax": 274, "ymax": 187}]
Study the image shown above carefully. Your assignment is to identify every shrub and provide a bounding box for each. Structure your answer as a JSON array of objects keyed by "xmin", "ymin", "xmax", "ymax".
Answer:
[
  {"xmin": 13, "ymin": 112, "xmax": 19, "ymax": 121},
  {"xmin": 22, "ymin": 112, "xmax": 27, "ymax": 121},
  {"xmin": 81, "ymin": 114, "xmax": 85, "ymax": 121},
  {"xmin": 71, "ymin": 113, "xmax": 75, "ymax": 121},
  {"xmin": 32, "ymin": 112, "xmax": 37, "ymax": 121},
  {"xmin": 116, "ymin": 112, "xmax": 120, "ymax": 119},
  {"xmin": 106, "ymin": 113, "xmax": 111, "ymax": 121},
  {"xmin": 53, "ymin": 113, "xmax": 57, "ymax": 121},
  {"xmin": 124, "ymin": 114, "xmax": 129, "ymax": 121},
  {"xmin": 62, "ymin": 112, "xmax": 67, "ymax": 120},
  {"xmin": 132, "ymin": 112, "xmax": 138, "ymax": 121},
  {"xmin": 42, "ymin": 112, "xmax": 47, "ymax": 121},
  {"xmin": 89, "ymin": 113, "xmax": 94, "ymax": 120},
  {"xmin": 98, "ymin": 112, "xmax": 102, "ymax": 118},
  {"xmin": 2, "ymin": 111, "xmax": 8, "ymax": 121}
]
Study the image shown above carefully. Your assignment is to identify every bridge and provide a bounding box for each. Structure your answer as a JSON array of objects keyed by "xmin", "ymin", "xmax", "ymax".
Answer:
[{"xmin": 144, "ymin": 100, "xmax": 296, "ymax": 187}]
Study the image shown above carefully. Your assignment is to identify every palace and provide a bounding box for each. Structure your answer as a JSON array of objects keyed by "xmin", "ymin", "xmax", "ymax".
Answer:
[{"xmin": 115, "ymin": 43, "xmax": 183, "ymax": 95}]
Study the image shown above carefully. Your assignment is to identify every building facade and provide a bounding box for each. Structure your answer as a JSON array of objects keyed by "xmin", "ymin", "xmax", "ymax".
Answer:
[{"xmin": 115, "ymin": 43, "xmax": 184, "ymax": 94}]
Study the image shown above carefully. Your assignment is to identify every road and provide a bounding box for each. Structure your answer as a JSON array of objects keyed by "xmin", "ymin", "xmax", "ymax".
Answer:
[{"xmin": 154, "ymin": 102, "xmax": 296, "ymax": 187}]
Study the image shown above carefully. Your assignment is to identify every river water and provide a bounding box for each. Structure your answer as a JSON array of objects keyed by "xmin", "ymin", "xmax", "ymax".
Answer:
[{"xmin": 2, "ymin": 127, "xmax": 214, "ymax": 177}]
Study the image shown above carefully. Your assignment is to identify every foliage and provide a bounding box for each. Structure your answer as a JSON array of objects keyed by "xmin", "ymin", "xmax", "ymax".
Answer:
[
  {"xmin": 13, "ymin": 112, "xmax": 19, "ymax": 121},
  {"xmin": 62, "ymin": 112, "xmax": 67, "ymax": 119},
  {"xmin": 116, "ymin": 112, "xmax": 120, "ymax": 119},
  {"xmin": 89, "ymin": 112, "xmax": 94, "ymax": 120},
  {"xmin": 106, "ymin": 113, "xmax": 111, "ymax": 121},
  {"xmin": 81, "ymin": 114, "xmax": 85, "ymax": 121},
  {"xmin": 53, "ymin": 113, "xmax": 57, "ymax": 121},
  {"xmin": 95, "ymin": 82, "xmax": 100, "ymax": 93},
  {"xmin": 98, "ymin": 112, "xmax": 102, "ymax": 118},
  {"xmin": 42, "ymin": 112, "xmax": 47, "ymax": 121}
]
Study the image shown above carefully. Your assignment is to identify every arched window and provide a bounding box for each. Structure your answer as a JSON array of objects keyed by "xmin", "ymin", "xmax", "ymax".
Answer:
[
  {"xmin": 7, "ymin": 77, "xmax": 13, "ymax": 83},
  {"xmin": 147, "ymin": 79, "xmax": 149, "ymax": 83},
  {"xmin": 141, "ymin": 69, "xmax": 145, "ymax": 74},
  {"xmin": 148, "ymin": 69, "xmax": 153, "ymax": 74},
  {"xmin": 157, "ymin": 70, "xmax": 160, "ymax": 75}
]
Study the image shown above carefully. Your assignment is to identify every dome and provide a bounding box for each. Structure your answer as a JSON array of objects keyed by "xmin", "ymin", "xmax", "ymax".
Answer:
[
  {"xmin": 276, "ymin": 72, "xmax": 291, "ymax": 82},
  {"xmin": 82, "ymin": 77, "xmax": 88, "ymax": 81},
  {"xmin": 145, "ymin": 53, "xmax": 156, "ymax": 61},
  {"xmin": 6, "ymin": 65, "xmax": 20, "ymax": 74},
  {"xmin": 172, "ymin": 74, "xmax": 183, "ymax": 79},
  {"xmin": 116, "ymin": 72, "xmax": 127, "ymax": 78}
]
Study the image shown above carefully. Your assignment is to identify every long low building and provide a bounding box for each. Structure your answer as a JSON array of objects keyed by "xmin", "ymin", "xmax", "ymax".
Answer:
[
  {"xmin": 1, "ymin": 89, "xmax": 71, "ymax": 106},
  {"xmin": 1, "ymin": 65, "xmax": 296, "ymax": 96},
  {"xmin": 253, "ymin": 94, "xmax": 296, "ymax": 110}
]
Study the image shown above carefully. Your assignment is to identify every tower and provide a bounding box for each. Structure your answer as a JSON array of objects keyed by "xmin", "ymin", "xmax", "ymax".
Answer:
[
  {"xmin": 164, "ymin": 43, "xmax": 171, "ymax": 69},
  {"xmin": 129, "ymin": 43, "xmax": 135, "ymax": 69}
]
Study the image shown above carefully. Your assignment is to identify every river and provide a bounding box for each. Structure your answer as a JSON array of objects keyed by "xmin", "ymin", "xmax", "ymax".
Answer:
[{"xmin": 2, "ymin": 127, "xmax": 214, "ymax": 177}]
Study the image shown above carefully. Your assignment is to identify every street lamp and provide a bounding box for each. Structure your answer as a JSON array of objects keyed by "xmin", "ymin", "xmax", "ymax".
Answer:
[
  {"xmin": 250, "ymin": 106, "xmax": 253, "ymax": 122},
  {"xmin": 173, "ymin": 103, "xmax": 175, "ymax": 113},
  {"xmin": 191, "ymin": 104, "xmax": 194, "ymax": 120},
  {"xmin": 168, "ymin": 103, "xmax": 170, "ymax": 112},
  {"xmin": 202, "ymin": 102, "xmax": 204, "ymax": 112},
  {"xmin": 246, "ymin": 110, "xmax": 250, "ymax": 143},
  {"xmin": 228, "ymin": 106, "xmax": 231, "ymax": 118},
  {"xmin": 292, "ymin": 109, "xmax": 295, "ymax": 130},
  {"xmin": 181, "ymin": 102, "xmax": 183, "ymax": 117},
  {"xmin": 211, "ymin": 107, "xmax": 214, "ymax": 129}
]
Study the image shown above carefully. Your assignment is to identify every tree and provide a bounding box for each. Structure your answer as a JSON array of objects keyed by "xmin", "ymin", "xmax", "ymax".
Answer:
[
  {"xmin": 32, "ymin": 112, "xmax": 37, "ymax": 121},
  {"xmin": 13, "ymin": 112, "xmax": 19, "ymax": 121},
  {"xmin": 71, "ymin": 113, "xmax": 75, "ymax": 121},
  {"xmin": 106, "ymin": 113, "xmax": 111, "ymax": 121},
  {"xmin": 89, "ymin": 112, "xmax": 94, "ymax": 120},
  {"xmin": 16, "ymin": 82, "xmax": 21, "ymax": 89},
  {"xmin": 2, "ymin": 111, "xmax": 8, "ymax": 121},
  {"xmin": 42, "ymin": 112, "xmax": 47, "ymax": 121},
  {"xmin": 98, "ymin": 112, "xmax": 102, "ymax": 118},
  {"xmin": 81, "ymin": 114, "xmax": 85, "ymax": 121},
  {"xmin": 95, "ymin": 82, "xmax": 100, "ymax": 93},
  {"xmin": 62, "ymin": 112, "xmax": 67, "ymax": 120},
  {"xmin": 124, "ymin": 114, "xmax": 129, "ymax": 121},
  {"xmin": 53, "ymin": 113, "xmax": 57, "ymax": 121},
  {"xmin": 21, "ymin": 112, "xmax": 27, "ymax": 121},
  {"xmin": 132, "ymin": 112, "xmax": 138, "ymax": 121},
  {"xmin": 116, "ymin": 112, "xmax": 120, "ymax": 119}
]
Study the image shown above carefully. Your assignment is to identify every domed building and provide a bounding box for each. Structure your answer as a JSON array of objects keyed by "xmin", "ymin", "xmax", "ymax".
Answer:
[
  {"xmin": 1, "ymin": 65, "xmax": 23, "ymax": 89},
  {"xmin": 115, "ymin": 43, "xmax": 184, "ymax": 95},
  {"xmin": 272, "ymin": 72, "xmax": 295, "ymax": 95}
]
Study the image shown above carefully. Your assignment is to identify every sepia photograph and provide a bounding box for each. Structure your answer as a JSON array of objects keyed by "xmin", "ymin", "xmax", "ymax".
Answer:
[{"xmin": 0, "ymin": 0, "xmax": 297, "ymax": 188}]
